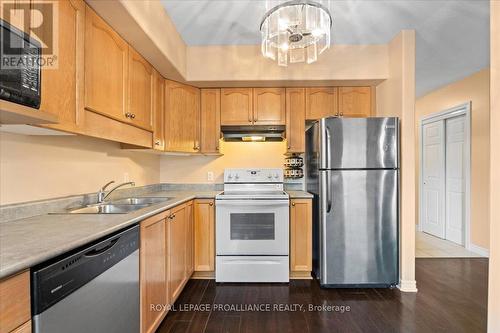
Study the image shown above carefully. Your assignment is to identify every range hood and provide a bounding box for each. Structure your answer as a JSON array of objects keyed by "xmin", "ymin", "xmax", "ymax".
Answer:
[{"xmin": 221, "ymin": 125, "xmax": 285, "ymax": 142}]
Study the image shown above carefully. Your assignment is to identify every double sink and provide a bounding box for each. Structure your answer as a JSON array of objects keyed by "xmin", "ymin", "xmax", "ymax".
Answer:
[{"xmin": 66, "ymin": 197, "xmax": 172, "ymax": 214}]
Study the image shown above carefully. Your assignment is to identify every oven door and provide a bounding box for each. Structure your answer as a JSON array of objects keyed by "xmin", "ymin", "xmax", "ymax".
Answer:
[{"xmin": 216, "ymin": 199, "xmax": 289, "ymax": 256}]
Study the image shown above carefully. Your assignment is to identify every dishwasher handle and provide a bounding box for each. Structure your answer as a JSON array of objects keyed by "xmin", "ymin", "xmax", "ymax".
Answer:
[{"xmin": 84, "ymin": 239, "xmax": 118, "ymax": 257}]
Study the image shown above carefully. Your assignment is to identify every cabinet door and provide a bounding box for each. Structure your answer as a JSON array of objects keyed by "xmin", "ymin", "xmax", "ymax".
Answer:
[
  {"xmin": 165, "ymin": 81, "xmax": 201, "ymax": 152},
  {"xmin": 305, "ymin": 87, "xmax": 338, "ymax": 120},
  {"xmin": 290, "ymin": 199, "xmax": 312, "ymax": 272},
  {"xmin": 0, "ymin": 271, "xmax": 30, "ymax": 333},
  {"xmin": 194, "ymin": 199, "xmax": 215, "ymax": 272},
  {"xmin": 200, "ymin": 89, "xmax": 221, "ymax": 154},
  {"xmin": 36, "ymin": 0, "xmax": 84, "ymax": 133},
  {"xmin": 128, "ymin": 46, "xmax": 153, "ymax": 130},
  {"xmin": 253, "ymin": 88, "xmax": 286, "ymax": 125},
  {"xmin": 140, "ymin": 212, "xmax": 169, "ymax": 333},
  {"xmin": 285, "ymin": 88, "xmax": 306, "ymax": 153},
  {"xmin": 152, "ymin": 70, "xmax": 165, "ymax": 150},
  {"xmin": 168, "ymin": 204, "xmax": 186, "ymax": 302},
  {"xmin": 220, "ymin": 88, "xmax": 253, "ymax": 125},
  {"xmin": 338, "ymin": 87, "xmax": 372, "ymax": 117},
  {"xmin": 185, "ymin": 201, "xmax": 194, "ymax": 278},
  {"xmin": 84, "ymin": 5, "xmax": 128, "ymax": 122}
]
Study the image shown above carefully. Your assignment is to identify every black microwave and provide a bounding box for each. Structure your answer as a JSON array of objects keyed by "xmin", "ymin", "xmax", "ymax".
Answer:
[{"xmin": 0, "ymin": 19, "xmax": 41, "ymax": 109}]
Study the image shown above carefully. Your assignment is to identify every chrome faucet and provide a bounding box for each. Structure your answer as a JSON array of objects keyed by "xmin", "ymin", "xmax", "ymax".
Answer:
[{"xmin": 97, "ymin": 181, "xmax": 135, "ymax": 203}]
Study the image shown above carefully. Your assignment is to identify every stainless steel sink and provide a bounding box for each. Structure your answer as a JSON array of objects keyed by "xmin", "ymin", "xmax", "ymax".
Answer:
[
  {"xmin": 111, "ymin": 197, "xmax": 171, "ymax": 205},
  {"xmin": 67, "ymin": 203, "xmax": 151, "ymax": 214}
]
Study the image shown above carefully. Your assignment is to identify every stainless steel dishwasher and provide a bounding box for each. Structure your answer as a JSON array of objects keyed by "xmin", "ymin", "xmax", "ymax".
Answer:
[{"xmin": 31, "ymin": 225, "xmax": 140, "ymax": 333}]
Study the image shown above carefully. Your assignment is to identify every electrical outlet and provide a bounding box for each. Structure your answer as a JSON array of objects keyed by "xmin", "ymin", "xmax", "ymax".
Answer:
[
  {"xmin": 123, "ymin": 172, "xmax": 130, "ymax": 182},
  {"xmin": 207, "ymin": 171, "xmax": 214, "ymax": 182}
]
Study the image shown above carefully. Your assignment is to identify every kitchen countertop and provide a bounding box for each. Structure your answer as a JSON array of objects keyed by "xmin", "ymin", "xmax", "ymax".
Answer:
[
  {"xmin": 0, "ymin": 189, "xmax": 312, "ymax": 279},
  {"xmin": 0, "ymin": 190, "xmax": 219, "ymax": 279},
  {"xmin": 286, "ymin": 190, "xmax": 314, "ymax": 199}
]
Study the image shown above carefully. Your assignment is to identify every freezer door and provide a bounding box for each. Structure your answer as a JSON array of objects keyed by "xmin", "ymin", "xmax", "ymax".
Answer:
[
  {"xmin": 318, "ymin": 169, "xmax": 398, "ymax": 286},
  {"xmin": 320, "ymin": 117, "xmax": 399, "ymax": 169}
]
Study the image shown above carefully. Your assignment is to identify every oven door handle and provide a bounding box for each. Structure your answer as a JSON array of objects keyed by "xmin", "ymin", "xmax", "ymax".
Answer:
[{"xmin": 215, "ymin": 200, "xmax": 290, "ymax": 206}]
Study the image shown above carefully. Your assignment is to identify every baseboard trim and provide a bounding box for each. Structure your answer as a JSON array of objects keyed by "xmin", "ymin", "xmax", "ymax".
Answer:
[
  {"xmin": 469, "ymin": 243, "xmax": 489, "ymax": 257},
  {"xmin": 191, "ymin": 271, "xmax": 215, "ymax": 279},
  {"xmin": 398, "ymin": 279, "xmax": 418, "ymax": 292}
]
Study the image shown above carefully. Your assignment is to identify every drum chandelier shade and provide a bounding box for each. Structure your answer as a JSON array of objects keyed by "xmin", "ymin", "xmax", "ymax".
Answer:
[{"xmin": 260, "ymin": 0, "xmax": 333, "ymax": 66}]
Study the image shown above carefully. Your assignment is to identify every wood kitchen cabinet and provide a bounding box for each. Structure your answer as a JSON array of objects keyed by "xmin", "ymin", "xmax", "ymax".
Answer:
[
  {"xmin": 194, "ymin": 199, "xmax": 215, "ymax": 272},
  {"xmin": 253, "ymin": 88, "xmax": 286, "ymax": 125},
  {"xmin": 128, "ymin": 46, "xmax": 154, "ymax": 130},
  {"xmin": 140, "ymin": 211, "xmax": 169, "ymax": 333},
  {"xmin": 152, "ymin": 70, "xmax": 165, "ymax": 150},
  {"xmin": 165, "ymin": 81, "xmax": 201, "ymax": 153},
  {"xmin": 290, "ymin": 199, "xmax": 312, "ymax": 277},
  {"xmin": 285, "ymin": 88, "xmax": 306, "ymax": 154},
  {"xmin": 0, "ymin": 271, "xmax": 30, "ymax": 333},
  {"xmin": 84, "ymin": 5, "xmax": 128, "ymax": 122},
  {"xmin": 167, "ymin": 201, "xmax": 194, "ymax": 302},
  {"xmin": 338, "ymin": 87, "xmax": 373, "ymax": 117},
  {"xmin": 185, "ymin": 201, "xmax": 195, "ymax": 278},
  {"xmin": 220, "ymin": 88, "xmax": 253, "ymax": 125},
  {"xmin": 305, "ymin": 87, "xmax": 338, "ymax": 120},
  {"xmin": 200, "ymin": 89, "xmax": 221, "ymax": 154},
  {"xmin": 36, "ymin": 0, "xmax": 85, "ymax": 134}
]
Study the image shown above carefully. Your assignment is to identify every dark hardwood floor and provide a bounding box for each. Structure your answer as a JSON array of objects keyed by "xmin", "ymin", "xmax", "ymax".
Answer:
[{"xmin": 157, "ymin": 258, "xmax": 488, "ymax": 333}]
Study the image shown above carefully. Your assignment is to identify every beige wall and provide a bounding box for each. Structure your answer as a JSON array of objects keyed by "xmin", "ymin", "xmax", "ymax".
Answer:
[
  {"xmin": 0, "ymin": 133, "xmax": 160, "ymax": 205},
  {"xmin": 488, "ymin": 2, "xmax": 500, "ymax": 332},
  {"xmin": 415, "ymin": 69, "xmax": 490, "ymax": 249},
  {"xmin": 160, "ymin": 141, "xmax": 286, "ymax": 183},
  {"xmin": 376, "ymin": 30, "xmax": 417, "ymax": 292}
]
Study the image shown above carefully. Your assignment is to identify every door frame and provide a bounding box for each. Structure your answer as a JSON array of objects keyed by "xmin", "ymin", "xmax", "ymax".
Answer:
[{"xmin": 418, "ymin": 102, "xmax": 471, "ymax": 249}]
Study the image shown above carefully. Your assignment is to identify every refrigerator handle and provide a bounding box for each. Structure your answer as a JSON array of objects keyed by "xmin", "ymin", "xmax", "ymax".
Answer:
[
  {"xmin": 326, "ymin": 170, "xmax": 333, "ymax": 213},
  {"xmin": 325, "ymin": 124, "xmax": 332, "ymax": 169}
]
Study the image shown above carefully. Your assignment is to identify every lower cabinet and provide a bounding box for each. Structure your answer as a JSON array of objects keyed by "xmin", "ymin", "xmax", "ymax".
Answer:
[
  {"xmin": 140, "ymin": 201, "xmax": 194, "ymax": 333},
  {"xmin": 194, "ymin": 199, "xmax": 215, "ymax": 272},
  {"xmin": 290, "ymin": 199, "xmax": 313, "ymax": 277},
  {"xmin": 0, "ymin": 271, "xmax": 30, "ymax": 333},
  {"xmin": 140, "ymin": 210, "xmax": 169, "ymax": 333}
]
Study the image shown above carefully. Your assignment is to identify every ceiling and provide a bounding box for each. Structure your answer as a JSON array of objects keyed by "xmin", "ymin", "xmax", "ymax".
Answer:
[{"xmin": 160, "ymin": 0, "xmax": 489, "ymax": 97}]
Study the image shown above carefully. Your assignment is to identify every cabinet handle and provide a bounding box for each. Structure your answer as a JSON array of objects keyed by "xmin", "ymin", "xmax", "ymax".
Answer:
[
  {"xmin": 125, "ymin": 112, "xmax": 131, "ymax": 118},
  {"xmin": 209, "ymin": 202, "xmax": 214, "ymax": 206},
  {"xmin": 155, "ymin": 140, "xmax": 161, "ymax": 146},
  {"xmin": 292, "ymin": 202, "xmax": 295, "ymax": 206},
  {"xmin": 131, "ymin": 113, "xmax": 136, "ymax": 119}
]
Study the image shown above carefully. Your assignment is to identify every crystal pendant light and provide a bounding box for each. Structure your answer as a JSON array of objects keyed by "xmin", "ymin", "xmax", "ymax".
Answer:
[{"xmin": 260, "ymin": 0, "xmax": 332, "ymax": 66}]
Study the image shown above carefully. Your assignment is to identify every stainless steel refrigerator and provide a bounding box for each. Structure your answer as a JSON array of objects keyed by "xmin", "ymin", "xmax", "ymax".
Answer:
[{"xmin": 305, "ymin": 117, "xmax": 399, "ymax": 288}]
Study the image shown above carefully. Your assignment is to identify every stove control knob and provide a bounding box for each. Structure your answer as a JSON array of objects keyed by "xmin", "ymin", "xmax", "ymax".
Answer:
[
  {"xmin": 267, "ymin": 174, "xmax": 273, "ymax": 180},
  {"xmin": 235, "ymin": 174, "xmax": 240, "ymax": 180},
  {"xmin": 227, "ymin": 173, "xmax": 233, "ymax": 180},
  {"xmin": 274, "ymin": 173, "xmax": 279, "ymax": 179}
]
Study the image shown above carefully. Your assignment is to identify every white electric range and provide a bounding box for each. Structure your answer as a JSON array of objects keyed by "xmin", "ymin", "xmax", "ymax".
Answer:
[{"xmin": 215, "ymin": 168, "xmax": 290, "ymax": 283}]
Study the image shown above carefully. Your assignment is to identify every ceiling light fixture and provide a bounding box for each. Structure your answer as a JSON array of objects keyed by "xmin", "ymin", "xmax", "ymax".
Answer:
[{"xmin": 260, "ymin": 0, "xmax": 332, "ymax": 66}]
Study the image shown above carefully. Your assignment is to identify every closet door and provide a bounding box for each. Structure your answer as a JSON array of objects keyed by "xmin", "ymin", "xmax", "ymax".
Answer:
[
  {"xmin": 445, "ymin": 116, "xmax": 466, "ymax": 245},
  {"xmin": 421, "ymin": 120, "xmax": 446, "ymax": 238}
]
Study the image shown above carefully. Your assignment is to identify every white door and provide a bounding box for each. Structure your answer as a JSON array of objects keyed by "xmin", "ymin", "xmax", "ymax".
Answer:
[
  {"xmin": 421, "ymin": 120, "xmax": 446, "ymax": 238},
  {"xmin": 445, "ymin": 116, "xmax": 466, "ymax": 245}
]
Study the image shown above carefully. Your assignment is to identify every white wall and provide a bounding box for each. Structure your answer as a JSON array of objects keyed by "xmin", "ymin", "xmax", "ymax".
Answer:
[{"xmin": 0, "ymin": 132, "xmax": 160, "ymax": 205}]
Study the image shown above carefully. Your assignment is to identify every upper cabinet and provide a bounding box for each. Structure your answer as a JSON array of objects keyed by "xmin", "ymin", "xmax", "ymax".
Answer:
[
  {"xmin": 285, "ymin": 88, "xmax": 306, "ymax": 154},
  {"xmin": 37, "ymin": 0, "xmax": 85, "ymax": 133},
  {"xmin": 253, "ymin": 88, "xmax": 286, "ymax": 125},
  {"xmin": 200, "ymin": 89, "xmax": 221, "ymax": 154},
  {"xmin": 84, "ymin": 6, "xmax": 128, "ymax": 122},
  {"xmin": 164, "ymin": 80, "xmax": 200, "ymax": 153},
  {"xmin": 128, "ymin": 46, "xmax": 154, "ymax": 130},
  {"xmin": 305, "ymin": 87, "xmax": 338, "ymax": 120},
  {"xmin": 338, "ymin": 87, "xmax": 373, "ymax": 117},
  {"xmin": 220, "ymin": 88, "xmax": 253, "ymax": 125},
  {"xmin": 152, "ymin": 71, "xmax": 165, "ymax": 151}
]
